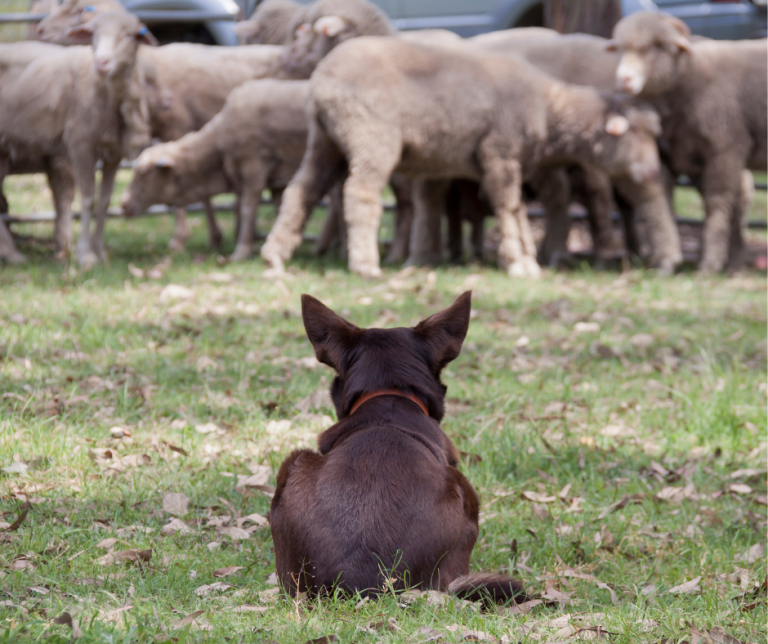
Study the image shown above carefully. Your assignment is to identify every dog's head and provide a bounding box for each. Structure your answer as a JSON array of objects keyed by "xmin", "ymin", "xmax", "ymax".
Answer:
[{"xmin": 301, "ymin": 291, "xmax": 472, "ymax": 421}]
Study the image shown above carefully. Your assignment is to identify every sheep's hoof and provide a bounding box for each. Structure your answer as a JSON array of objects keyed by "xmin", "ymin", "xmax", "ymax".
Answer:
[
  {"xmin": 77, "ymin": 251, "xmax": 99, "ymax": 270},
  {"xmin": 4, "ymin": 251, "xmax": 27, "ymax": 265},
  {"xmin": 167, "ymin": 237, "xmax": 187, "ymax": 253},
  {"xmin": 354, "ymin": 264, "xmax": 383, "ymax": 279},
  {"xmin": 230, "ymin": 246, "xmax": 252, "ymax": 262},
  {"xmin": 507, "ymin": 257, "xmax": 541, "ymax": 279}
]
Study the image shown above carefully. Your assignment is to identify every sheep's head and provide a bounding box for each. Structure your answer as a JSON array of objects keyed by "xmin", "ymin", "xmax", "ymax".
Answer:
[
  {"xmin": 121, "ymin": 146, "xmax": 184, "ymax": 218},
  {"xmin": 235, "ymin": 0, "xmax": 301, "ymax": 45},
  {"xmin": 597, "ymin": 101, "xmax": 661, "ymax": 184},
  {"xmin": 607, "ymin": 11, "xmax": 692, "ymax": 96},
  {"xmin": 276, "ymin": 15, "xmax": 352, "ymax": 79},
  {"xmin": 66, "ymin": 11, "xmax": 157, "ymax": 77},
  {"xmin": 35, "ymin": 0, "xmax": 123, "ymax": 45}
]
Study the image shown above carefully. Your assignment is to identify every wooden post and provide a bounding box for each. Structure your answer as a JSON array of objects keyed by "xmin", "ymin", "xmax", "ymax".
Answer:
[{"xmin": 544, "ymin": 0, "xmax": 621, "ymax": 38}]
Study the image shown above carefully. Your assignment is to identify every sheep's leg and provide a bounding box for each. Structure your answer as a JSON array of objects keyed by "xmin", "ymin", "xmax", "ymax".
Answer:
[
  {"xmin": 699, "ymin": 157, "xmax": 743, "ymax": 275},
  {"xmin": 614, "ymin": 171, "xmax": 681, "ymax": 275},
  {"xmin": 204, "ymin": 198, "xmax": 223, "ymax": 250},
  {"xmin": 480, "ymin": 153, "xmax": 539, "ymax": 278},
  {"xmin": 0, "ymin": 155, "xmax": 25, "ymax": 264},
  {"xmin": 576, "ymin": 166, "xmax": 624, "ymax": 265},
  {"xmin": 231, "ymin": 165, "xmax": 267, "ymax": 262},
  {"xmin": 343, "ymin": 145, "xmax": 401, "ymax": 278},
  {"xmin": 406, "ymin": 179, "xmax": 445, "ymax": 267},
  {"xmin": 168, "ymin": 207, "xmax": 190, "ymax": 252},
  {"xmin": 92, "ymin": 159, "xmax": 119, "ymax": 263},
  {"xmin": 532, "ymin": 168, "xmax": 571, "ymax": 269},
  {"xmin": 385, "ymin": 173, "xmax": 413, "ymax": 264},
  {"xmin": 313, "ymin": 182, "xmax": 343, "ymax": 256},
  {"xmin": 73, "ymin": 154, "xmax": 98, "ymax": 269},
  {"xmin": 261, "ymin": 124, "xmax": 346, "ymax": 275},
  {"xmin": 446, "ymin": 181, "xmax": 464, "ymax": 264},
  {"xmin": 727, "ymin": 169, "xmax": 754, "ymax": 272},
  {"xmin": 47, "ymin": 158, "xmax": 76, "ymax": 260}
]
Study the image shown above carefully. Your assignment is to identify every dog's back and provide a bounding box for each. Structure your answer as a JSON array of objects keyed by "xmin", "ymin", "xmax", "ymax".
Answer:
[{"xmin": 270, "ymin": 292, "xmax": 524, "ymax": 603}]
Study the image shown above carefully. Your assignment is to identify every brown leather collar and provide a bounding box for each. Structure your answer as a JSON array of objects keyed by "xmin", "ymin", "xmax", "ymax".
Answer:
[{"xmin": 349, "ymin": 389, "xmax": 429, "ymax": 417}]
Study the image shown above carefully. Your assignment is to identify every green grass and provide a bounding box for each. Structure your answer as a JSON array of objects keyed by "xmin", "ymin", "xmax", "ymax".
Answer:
[{"xmin": 0, "ymin": 173, "xmax": 767, "ymax": 643}]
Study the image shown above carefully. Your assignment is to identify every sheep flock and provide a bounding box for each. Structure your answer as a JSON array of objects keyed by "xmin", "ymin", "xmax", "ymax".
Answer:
[{"xmin": 0, "ymin": 0, "xmax": 765, "ymax": 277}]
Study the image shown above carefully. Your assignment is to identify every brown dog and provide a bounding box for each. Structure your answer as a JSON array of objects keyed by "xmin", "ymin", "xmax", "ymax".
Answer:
[{"xmin": 269, "ymin": 291, "xmax": 525, "ymax": 603}]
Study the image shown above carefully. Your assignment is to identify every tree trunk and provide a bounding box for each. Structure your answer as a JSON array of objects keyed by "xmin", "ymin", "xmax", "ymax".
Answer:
[{"xmin": 544, "ymin": 0, "xmax": 621, "ymax": 38}]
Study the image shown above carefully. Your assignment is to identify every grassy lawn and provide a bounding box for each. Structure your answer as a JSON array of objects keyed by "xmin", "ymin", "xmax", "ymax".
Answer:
[{"xmin": 1, "ymin": 175, "xmax": 766, "ymax": 644}]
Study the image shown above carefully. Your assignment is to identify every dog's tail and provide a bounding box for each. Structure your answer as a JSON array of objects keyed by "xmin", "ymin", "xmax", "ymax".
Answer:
[{"xmin": 448, "ymin": 572, "xmax": 527, "ymax": 605}]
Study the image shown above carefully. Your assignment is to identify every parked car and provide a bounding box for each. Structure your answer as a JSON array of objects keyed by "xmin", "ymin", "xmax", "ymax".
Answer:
[{"xmin": 113, "ymin": 0, "xmax": 768, "ymax": 45}]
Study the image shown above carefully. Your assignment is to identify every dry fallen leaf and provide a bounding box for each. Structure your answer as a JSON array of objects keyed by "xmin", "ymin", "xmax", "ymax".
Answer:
[
  {"xmin": 96, "ymin": 549, "xmax": 152, "ymax": 566},
  {"xmin": 195, "ymin": 422, "xmax": 222, "ymax": 435},
  {"xmin": 160, "ymin": 284, "xmax": 194, "ymax": 303},
  {"xmin": 195, "ymin": 582, "xmax": 232, "ymax": 596},
  {"xmin": 162, "ymin": 492, "xmax": 189, "ymax": 517},
  {"xmin": 213, "ymin": 566, "xmax": 244, "ymax": 578},
  {"xmin": 531, "ymin": 502, "xmax": 551, "ymax": 522},
  {"xmin": 52, "ymin": 612, "xmax": 83, "ymax": 639},
  {"xmin": 173, "ymin": 609, "xmax": 205, "ymax": 628},
  {"xmin": 231, "ymin": 604, "xmax": 269, "ymax": 613},
  {"xmin": 667, "ymin": 576, "xmax": 702, "ymax": 595},
  {"xmin": 735, "ymin": 543, "xmax": 764, "ymax": 564},
  {"xmin": 1, "ymin": 501, "xmax": 31, "ymax": 532},
  {"xmin": 96, "ymin": 538, "xmax": 119, "ymax": 550},
  {"xmin": 655, "ymin": 485, "xmax": 696, "ymax": 503},
  {"xmin": 522, "ymin": 491, "xmax": 557, "ymax": 504},
  {"xmin": 217, "ymin": 526, "xmax": 251, "ymax": 540},
  {"xmin": 727, "ymin": 483, "xmax": 753, "ymax": 496},
  {"xmin": 161, "ymin": 518, "xmax": 194, "ymax": 536}
]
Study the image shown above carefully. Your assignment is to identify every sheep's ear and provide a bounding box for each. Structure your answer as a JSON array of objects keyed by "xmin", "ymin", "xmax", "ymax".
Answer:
[
  {"xmin": 413, "ymin": 291, "xmax": 472, "ymax": 373},
  {"xmin": 295, "ymin": 22, "xmax": 312, "ymax": 35},
  {"xmin": 314, "ymin": 15, "xmax": 346, "ymax": 38},
  {"xmin": 136, "ymin": 25, "xmax": 158, "ymax": 46},
  {"xmin": 301, "ymin": 294, "xmax": 361, "ymax": 373},
  {"xmin": 155, "ymin": 156, "xmax": 174, "ymax": 169},
  {"xmin": 65, "ymin": 23, "xmax": 94, "ymax": 42},
  {"xmin": 605, "ymin": 114, "xmax": 630, "ymax": 136},
  {"xmin": 664, "ymin": 15, "xmax": 693, "ymax": 53},
  {"xmin": 673, "ymin": 35, "xmax": 692, "ymax": 54},
  {"xmin": 604, "ymin": 39, "xmax": 618, "ymax": 52}
]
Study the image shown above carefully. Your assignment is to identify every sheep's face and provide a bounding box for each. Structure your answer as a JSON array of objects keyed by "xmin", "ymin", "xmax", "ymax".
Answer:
[
  {"xmin": 599, "ymin": 105, "xmax": 661, "ymax": 184},
  {"xmin": 121, "ymin": 148, "xmax": 184, "ymax": 217},
  {"xmin": 65, "ymin": 11, "xmax": 157, "ymax": 77},
  {"xmin": 608, "ymin": 12, "xmax": 692, "ymax": 97},
  {"xmin": 35, "ymin": 0, "xmax": 121, "ymax": 45},
  {"xmin": 277, "ymin": 15, "xmax": 352, "ymax": 79}
]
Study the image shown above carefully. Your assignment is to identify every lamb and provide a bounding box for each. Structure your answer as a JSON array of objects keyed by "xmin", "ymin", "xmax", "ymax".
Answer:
[
  {"xmin": 260, "ymin": 37, "xmax": 662, "ymax": 279},
  {"xmin": 0, "ymin": 11, "xmax": 155, "ymax": 268},
  {"xmin": 448, "ymin": 30, "xmax": 683, "ymax": 272},
  {"xmin": 609, "ymin": 11, "xmax": 767, "ymax": 273},
  {"xmin": 234, "ymin": 0, "xmax": 302, "ymax": 45},
  {"xmin": 34, "ymin": 0, "xmax": 124, "ymax": 44},
  {"xmin": 35, "ymin": 0, "xmax": 285, "ymax": 253},
  {"xmin": 121, "ymin": 80, "xmax": 310, "ymax": 262}
]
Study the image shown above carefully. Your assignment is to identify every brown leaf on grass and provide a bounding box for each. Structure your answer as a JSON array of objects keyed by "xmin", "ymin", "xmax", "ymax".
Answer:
[
  {"xmin": 655, "ymin": 485, "xmax": 696, "ymax": 503},
  {"xmin": 522, "ymin": 491, "xmax": 557, "ymax": 503},
  {"xmin": 531, "ymin": 502, "xmax": 551, "ymax": 522},
  {"xmin": 236, "ymin": 465, "xmax": 272, "ymax": 489},
  {"xmin": 231, "ymin": 604, "xmax": 269, "ymax": 613},
  {"xmin": 236, "ymin": 513, "xmax": 268, "ymax": 529},
  {"xmin": 9, "ymin": 557, "xmax": 35, "ymax": 571},
  {"xmin": 558, "ymin": 482, "xmax": 572, "ymax": 499},
  {"xmin": 0, "ymin": 600, "xmax": 28, "ymax": 615},
  {"xmin": 754, "ymin": 495, "xmax": 767, "ymax": 506},
  {"xmin": 367, "ymin": 617, "xmax": 399, "ymax": 633},
  {"xmin": 727, "ymin": 483, "xmax": 753, "ymax": 495},
  {"xmin": 573, "ymin": 626, "xmax": 616, "ymax": 640},
  {"xmin": 195, "ymin": 582, "xmax": 232, "ymax": 596},
  {"xmin": 1, "ymin": 501, "xmax": 31, "ymax": 532},
  {"xmin": 735, "ymin": 543, "xmax": 764, "ymax": 564},
  {"xmin": 414, "ymin": 627, "xmax": 445, "ymax": 642},
  {"xmin": 305, "ymin": 636, "xmax": 337, "ymax": 644},
  {"xmin": 163, "ymin": 441, "xmax": 188, "ymax": 457},
  {"xmin": 52, "ymin": 612, "xmax": 83, "ymax": 639},
  {"xmin": 213, "ymin": 566, "xmax": 243, "ymax": 578},
  {"xmin": 217, "ymin": 526, "xmax": 251, "ymax": 540},
  {"xmin": 96, "ymin": 549, "xmax": 152, "ymax": 566},
  {"xmin": 542, "ymin": 583, "xmax": 574, "ymax": 604},
  {"xmin": 173, "ymin": 609, "xmax": 205, "ymax": 628},
  {"xmin": 503, "ymin": 599, "xmax": 542, "ymax": 615},
  {"xmin": 98, "ymin": 605, "xmax": 133, "ymax": 624},
  {"xmin": 161, "ymin": 518, "xmax": 194, "ymax": 536},
  {"xmin": 690, "ymin": 626, "xmax": 747, "ymax": 644},
  {"xmin": 729, "ymin": 469, "xmax": 764, "ymax": 480},
  {"xmin": 162, "ymin": 492, "xmax": 189, "ymax": 517},
  {"xmin": 667, "ymin": 576, "xmax": 702, "ymax": 595}
]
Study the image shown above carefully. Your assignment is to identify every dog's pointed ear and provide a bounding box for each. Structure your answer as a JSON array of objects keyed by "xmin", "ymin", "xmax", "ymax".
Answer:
[
  {"xmin": 413, "ymin": 291, "xmax": 472, "ymax": 372},
  {"xmin": 301, "ymin": 294, "xmax": 361, "ymax": 372}
]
